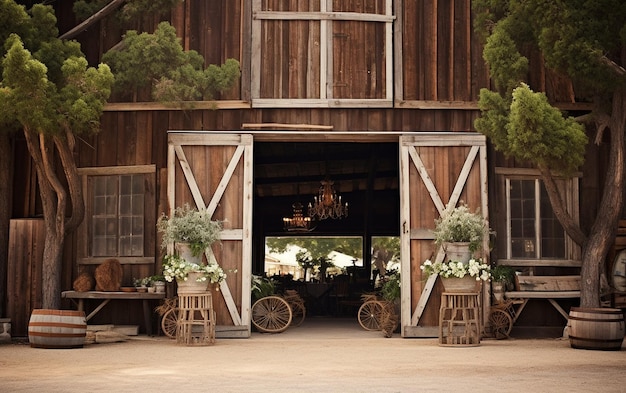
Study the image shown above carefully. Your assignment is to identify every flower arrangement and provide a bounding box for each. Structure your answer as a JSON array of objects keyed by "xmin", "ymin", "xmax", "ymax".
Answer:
[
  {"xmin": 157, "ymin": 204, "xmax": 222, "ymax": 256},
  {"xmin": 162, "ymin": 254, "xmax": 227, "ymax": 285},
  {"xmin": 433, "ymin": 202, "xmax": 487, "ymax": 252},
  {"xmin": 421, "ymin": 258, "xmax": 491, "ymax": 281}
]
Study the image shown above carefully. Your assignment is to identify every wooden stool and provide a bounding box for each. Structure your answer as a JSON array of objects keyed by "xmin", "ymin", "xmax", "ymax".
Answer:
[
  {"xmin": 439, "ymin": 292, "xmax": 481, "ymax": 346},
  {"xmin": 176, "ymin": 292, "xmax": 216, "ymax": 346}
]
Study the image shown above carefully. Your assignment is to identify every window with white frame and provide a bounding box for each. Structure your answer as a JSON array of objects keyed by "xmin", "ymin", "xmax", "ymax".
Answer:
[
  {"xmin": 507, "ymin": 178, "xmax": 565, "ymax": 258},
  {"xmin": 77, "ymin": 165, "xmax": 156, "ymax": 264},
  {"xmin": 250, "ymin": 0, "xmax": 395, "ymax": 108},
  {"xmin": 91, "ymin": 174, "xmax": 145, "ymax": 257},
  {"xmin": 495, "ymin": 169, "xmax": 579, "ymax": 261}
]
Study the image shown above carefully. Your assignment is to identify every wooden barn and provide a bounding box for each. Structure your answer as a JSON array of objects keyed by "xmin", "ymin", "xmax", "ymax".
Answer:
[{"xmin": 2, "ymin": 0, "xmax": 614, "ymax": 339}]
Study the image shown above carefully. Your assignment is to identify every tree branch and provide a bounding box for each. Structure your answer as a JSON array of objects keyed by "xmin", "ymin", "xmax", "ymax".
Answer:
[
  {"xmin": 59, "ymin": 0, "xmax": 128, "ymax": 40},
  {"xmin": 54, "ymin": 127, "xmax": 85, "ymax": 234},
  {"xmin": 39, "ymin": 133, "xmax": 67, "ymax": 237},
  {"xmin": 538, "ymin": 166, "xmax": 588, "ymax": 247}
]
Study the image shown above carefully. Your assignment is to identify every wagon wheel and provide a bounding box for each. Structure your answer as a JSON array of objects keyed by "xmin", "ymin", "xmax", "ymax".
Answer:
[
  {"xmin": 358, "ymin": 300, "xmax": 384, "ymax": 331},
  {"xmin": 251, "ymin": 296, "xmax": 293, "ymax": 333},
  {"xmin": 489, "ymin": 308, "xmax": 513, "ymax": 339},
  {"xmin": 289, "ymin": 300, "xmax": 306, "ymax": 327},
  {"xmin": 161, "ymin": 308, "xmax": 178, "ymax": 339}
]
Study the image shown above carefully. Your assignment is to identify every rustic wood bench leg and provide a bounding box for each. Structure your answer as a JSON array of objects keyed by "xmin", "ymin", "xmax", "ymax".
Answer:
[{"xmin": 547, "ymin": 299, "xmax": 570, "ymax": 320}]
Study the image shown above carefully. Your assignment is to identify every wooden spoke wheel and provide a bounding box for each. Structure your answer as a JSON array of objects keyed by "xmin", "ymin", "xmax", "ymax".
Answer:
[
  {"xmin": 289, "ymin": 301, "xmax": 306, "ymax": 327},
  {"xmin": 358, "ymin": 300, "xmax": 384, "ymax": 331},
  {"xmin": 251, "ymin": 296, "xmax": 293, "ymax": 333},
  {"xmin": 489, "ymin": 308, "xmax": 513, "ymax": 339},
  {"xmin": 161, "ymin": 308, "xmax": 178, "ymax": 339}
]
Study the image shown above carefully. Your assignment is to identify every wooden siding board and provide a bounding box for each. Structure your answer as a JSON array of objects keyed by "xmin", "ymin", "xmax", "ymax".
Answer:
[
  {"xmin": 436, "ymin": 0, "xmax": 451, "ymax": 101},
  {"xmin": 453, "ymin": 0, "xmax": 470, "ymax": 101},
  {"xmin": 7, "ymin": 219, "xmax": 44, "ymax": 336}
]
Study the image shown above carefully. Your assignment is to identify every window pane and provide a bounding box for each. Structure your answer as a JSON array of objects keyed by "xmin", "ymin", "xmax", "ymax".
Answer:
[
  {"xmin": 120, "ymin": 174, "xmax": 132, "ymax": 195},
  {"xmin": 540, "ymin": 185, "xmax": 565, "ymax": 258},
  {"xmin": 132, "ymin": 173, "xmax": 144, "ymax": 194},
  {"xmin": 510, "ymin": 180, "xmax": 536, "ymax": 258},
  {"xmin": 89, "ymin": 173, "xmax": 146, "ymax": 258}
]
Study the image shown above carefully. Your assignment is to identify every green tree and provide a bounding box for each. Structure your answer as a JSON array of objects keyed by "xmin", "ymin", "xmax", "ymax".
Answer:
[
  {"xmin": 0, "ymin": 1, "xmax": 114, "ymax": 309},
  {"xmin": 103, "ymin": 21, "xmax": 240, "ymax": 102},
  {"xmin": 473, "ymin": 0, "xmax": 626, "ymax": 307},
  {"xmin": 266, "ymin": 237, "xmax": 363, "ymax": 261}
]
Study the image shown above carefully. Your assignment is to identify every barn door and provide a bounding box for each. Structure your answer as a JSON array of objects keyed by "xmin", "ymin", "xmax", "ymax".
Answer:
[
  {"xmin": 399, "ymin": 134, "xmax": 488, "ymax": 337},
  {"xmin": 167, "ymin": 133, "xmax": 253, "ymax": 338}
]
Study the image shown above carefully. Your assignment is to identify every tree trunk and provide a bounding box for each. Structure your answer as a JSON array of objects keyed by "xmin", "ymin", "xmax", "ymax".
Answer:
[
  {"xmin": 41, "ymin": 229, "xmax": 64, "ymax": 309},
  {"xmin": 23, "ymin": 127, "xmax": 85, "ymax": 309},
  {"xmin": 580, "ymin": 89, "xmax": 626, "ymax": 307}
]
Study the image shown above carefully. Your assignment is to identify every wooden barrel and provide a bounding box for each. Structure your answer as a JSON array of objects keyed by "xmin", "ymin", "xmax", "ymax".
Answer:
[
  {"xmin": 568, "ymin": 307, "xmax": 625, "ymax": 351},
  {"xmin": 28, "ymin": 309, "xmax": 86, "ymax": 349}
]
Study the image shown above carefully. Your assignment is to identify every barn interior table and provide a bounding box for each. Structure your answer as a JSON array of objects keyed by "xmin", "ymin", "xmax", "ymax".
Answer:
[{"xmin": 62, "ymin": 290, "xmax": 166, "ymax": 335}]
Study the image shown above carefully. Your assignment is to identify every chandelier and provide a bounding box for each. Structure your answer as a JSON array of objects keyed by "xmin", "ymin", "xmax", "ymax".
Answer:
[
  {"xmin": 308, "ymin": 179, "xmax": 348, "ymax": 220},
  {"xmin": 283, "ymin": 202, "xmax": 314, "ymax": 232}
]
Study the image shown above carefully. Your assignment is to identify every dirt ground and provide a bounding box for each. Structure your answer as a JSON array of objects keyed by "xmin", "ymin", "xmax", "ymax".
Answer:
[{"xmin": 1, "ymin": 318, "xmax": 625, "ymax": 393}]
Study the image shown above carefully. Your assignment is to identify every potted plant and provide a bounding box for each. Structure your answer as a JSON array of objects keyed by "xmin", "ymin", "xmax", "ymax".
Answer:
[
  {"xmin": 150, "ymin": 275, "xmax": 167, "ymax": 293},
  {"xmin": 491, "ymin": 265, "xmax": 516, "ymax": 302},
  {"xmin": 133, "ymin": 277, "xmax": 151, "ymax": 292},
  {"xmin": 157, "ymin": 204, "xmax": 223, "ymax": 260},
  {"xmin": 162, "ymin": 254, "xmax": 227, "ymax": 294},
  {"xmin": 432, "ymin": 202, "xmax": 487, "ymax": 262},
  {"xmin": 421, "ymin": 258, "xmax": 491, "ymax": 292}
]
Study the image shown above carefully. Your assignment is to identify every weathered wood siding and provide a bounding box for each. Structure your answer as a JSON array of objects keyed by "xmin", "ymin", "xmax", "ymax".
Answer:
[{"xmin": 4, "ymin": 0, "xmax": 598, "ymax": 336}]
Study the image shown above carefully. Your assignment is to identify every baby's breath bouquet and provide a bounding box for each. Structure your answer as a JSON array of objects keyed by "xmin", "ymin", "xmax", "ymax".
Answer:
[
  {"xmin": 162, "ymin": 254, "xmax": 227, "ymax": 285},
  {"xmin": 421, "ymin": 258, "xmax": 491, "ymax": 281},
  {"xmin": 433, "ymin": 203, "xmax": 486, "ymax": 252},
  {"xmin": 157, "ymin": 204, "xmax": 222, "ymax": 256}
]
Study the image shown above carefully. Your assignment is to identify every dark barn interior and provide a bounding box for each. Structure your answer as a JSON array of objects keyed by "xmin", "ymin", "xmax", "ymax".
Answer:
[{"xmin": 251, "ymin": 141, "xmax": 400, "ymax": 275}]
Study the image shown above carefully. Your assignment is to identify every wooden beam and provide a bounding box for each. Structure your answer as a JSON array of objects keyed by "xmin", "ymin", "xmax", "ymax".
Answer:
[
  {"xmin": 104, "ymin": 101, "xmax": 250, "ymax": 111},
  {"xmin": 242, "ymin": 123, "xmax": 334, "ymax": 130}
]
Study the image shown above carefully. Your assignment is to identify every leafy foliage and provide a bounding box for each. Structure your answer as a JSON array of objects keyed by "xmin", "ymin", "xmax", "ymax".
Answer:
[
  {"xmin": 433, "ymin": 203, "xmax": 486, "ymax": 252},
  {"xmin": 472, "ymin": 0, "xmax": 626, "ymax": 307},
  {"xmin": 162, "ymin": 253, "xmax": 227, "ymax": 284},
  {"xmin": 103, "ymin": 21, "xmax": 240, "ymax": 101},
  {"xmin": 157, "ymin": 204, "xmax": 222, "ymax": 256},
  {"xmin": 380, "ymin": 271, "xmax": 400, "ymax": 302},
  {"xmin": 251, "ymin": 275, "xmax": 276, "ymax": 301},
  {"xmin": 491, "ymin": 265, "xmax": 516, "ymax": 285},
  {"xmin": 267, "ymin": 237, "xmax": 363, "ymax": 261},
  {"xmin": 73, "ymin": 0, "xmax": 182, "ymax": 23}
]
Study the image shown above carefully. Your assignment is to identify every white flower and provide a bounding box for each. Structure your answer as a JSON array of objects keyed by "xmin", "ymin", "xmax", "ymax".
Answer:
[{"xmin": 420, "ymin": 257, "xmax": 491, "ymax": 281}]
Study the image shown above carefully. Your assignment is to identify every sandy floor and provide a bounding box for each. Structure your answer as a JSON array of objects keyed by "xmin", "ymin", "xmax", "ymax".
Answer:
[{"xmin": 1, "ymin": 318, "xmax": 625, "ymax": 393}]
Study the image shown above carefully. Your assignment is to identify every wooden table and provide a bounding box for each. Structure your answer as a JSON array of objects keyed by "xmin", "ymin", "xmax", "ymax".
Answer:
[{"xmin": 62, "ymin": 291, "xmax": 166, "ymax": 335}]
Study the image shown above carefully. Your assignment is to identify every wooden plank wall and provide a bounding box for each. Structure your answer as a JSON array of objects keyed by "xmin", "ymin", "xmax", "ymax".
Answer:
[
  {"xmin": 4, "ymin": 0, "xmax": 594, "ymax": 334},
  {"xmin": 7, "ymin": 219, "xmax": 45, "ymax": 337}
]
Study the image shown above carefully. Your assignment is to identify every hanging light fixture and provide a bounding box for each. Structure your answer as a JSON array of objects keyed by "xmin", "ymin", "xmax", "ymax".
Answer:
[
  {"xmin": 308, "ymin": 179, "xmax": 348, "ymax": 220},
  {"xmin": 283, "ymin": 202, "xmax": 314, "ymax": 232}
]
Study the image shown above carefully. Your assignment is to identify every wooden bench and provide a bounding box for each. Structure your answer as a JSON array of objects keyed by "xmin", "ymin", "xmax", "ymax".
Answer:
[
  {"xmin": 498, "ymin": 259, "xmax": 581, "ymax": 323},
  {"xmin": 62, "ymin": 291, "xmax": 166, "ymax": 335}
]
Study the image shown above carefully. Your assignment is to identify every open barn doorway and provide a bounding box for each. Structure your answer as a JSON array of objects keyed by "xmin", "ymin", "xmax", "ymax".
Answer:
[{"xmin": 251, "ymin": 139, "xmax": 400, "ymax": 332}]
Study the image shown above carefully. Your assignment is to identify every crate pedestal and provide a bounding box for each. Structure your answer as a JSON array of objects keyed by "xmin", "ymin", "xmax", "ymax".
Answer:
[
  {"xmin": 439, "ymin": 292, "xmax": 481, "ymax": 346},
  {"xmin": 176, "ymin": 292, "xmax": 215, "ymax": 346}
]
